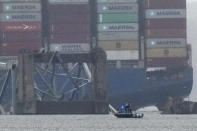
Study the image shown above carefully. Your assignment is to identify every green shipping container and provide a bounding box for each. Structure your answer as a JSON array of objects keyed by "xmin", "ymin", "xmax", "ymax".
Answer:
[{"xmin": 98, "ymin": 13, "xmax": 138, "ymax": 23}]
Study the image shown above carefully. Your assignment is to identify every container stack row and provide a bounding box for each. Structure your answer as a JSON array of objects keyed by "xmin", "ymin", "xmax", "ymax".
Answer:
[
  {"xmin": 0, "ymin": 0, "xmax": 42, "ymax": 56},
  {"xmin": 97, "ymin": 0, "xmax": 139, "ymax": 68},
  {"xmin": 48, "ymin": 0, "xmax": 91, "ymax": 54},
  {"xmin": 145, "ymin": 0, "xmax": 188, "ymax": 68}
]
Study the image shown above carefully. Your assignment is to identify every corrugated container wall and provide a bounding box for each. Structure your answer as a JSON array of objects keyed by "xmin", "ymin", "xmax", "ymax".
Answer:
[
  {"xmin": 144, "ymin": 0, "xmax": 188, "ymax": 68},
  {"xmin": 47, "ymin": 0, "xmax": 91, "ymax": 54},
  {"xmin": 96, "ymin": 0, "xmax": 140, "ymax": 68},
  {"xmin": 0, "ymin": 0, "xmax": 43, "ymax": 56}
]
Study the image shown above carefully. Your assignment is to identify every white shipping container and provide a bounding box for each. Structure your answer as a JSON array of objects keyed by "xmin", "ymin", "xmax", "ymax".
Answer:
[
  {"xmin": 106, "ymin": 50, "xmax": 139, "ymax": 60},
  {"xmin": 98, "ymin": 23, "xmax": 138, "ymax": 32},
  {"xmin": 146, "ymin": 9, "xmax": 186, "ymax": 19},
  {"xmin": 50, "ymin": 43, "xmax": 90, "ymax": 54},
  {"xmin": 146, "ymin": 38, "xmax": 187, "ymax": 48},
  {"xmin": 97, "ymin": 3, "xmax": 138, "ymax": 13},
  {"xmin": 98, "ymin": 32, "xmax": 138, "ymax": 41},
  {"xmin": 97, "ymin": 0, "xmax": 137, "ymax": 3}
]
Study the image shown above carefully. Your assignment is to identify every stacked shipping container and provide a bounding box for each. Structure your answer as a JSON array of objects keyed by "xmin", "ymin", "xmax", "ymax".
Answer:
[
  {"xmin": 145, "ymin": 0, "xmax": 188, "ymax": 68},
  {"xmin": 97, "ymin": 0, "xmax": 139, "ymax": 67},
  {"xmin": 0, "ymin": 0, "xmax": 190, "ymax": 69},
  {"xmin": 0, "ymin": 0, "xmax": 42, "ymax": 56},
  {"xmin": 48, "ymin": 0, "xmax": 91, "ymax": 54}
]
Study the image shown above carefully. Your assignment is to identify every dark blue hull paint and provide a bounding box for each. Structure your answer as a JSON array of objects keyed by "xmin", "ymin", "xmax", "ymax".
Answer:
[{"xmin": 108, "ymin": 67, "xmax": 193, "ymax": 109}]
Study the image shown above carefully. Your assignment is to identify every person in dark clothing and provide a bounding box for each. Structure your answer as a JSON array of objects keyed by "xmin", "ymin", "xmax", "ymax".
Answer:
[{"xmin": 125, "ymin": 103, "xmax": 132, "ymax": 113}]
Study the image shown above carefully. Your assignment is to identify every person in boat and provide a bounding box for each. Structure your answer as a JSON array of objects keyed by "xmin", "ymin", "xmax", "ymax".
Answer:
[
  {"xmin": 125, "ymin": 103, "xmax": 132, "ymax": 113},
  {"xmin": 120, "ymin": 105, "xmax": 125, "ymax": 113}
]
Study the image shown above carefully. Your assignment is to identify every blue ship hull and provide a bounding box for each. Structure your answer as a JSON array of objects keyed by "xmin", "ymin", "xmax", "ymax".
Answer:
[
  {"xmin": 108, "ymin": 67, "xmax": 193, "ymax": 110},
  {"xmin": 0, "ymin": 64, "xmax": 193, "ymax": 113}
]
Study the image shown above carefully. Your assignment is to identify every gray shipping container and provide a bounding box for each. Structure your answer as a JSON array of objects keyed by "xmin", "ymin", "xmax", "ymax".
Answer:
[
  {"xmin": 50, "ymin": 43, "xmax": 90, "ymax": 54},
  {"xmin": 48, "ymin": 0, "xmax": 88, "ymax": 4},
  {"xmin": 146, "ymin": 9, "xmax": 186, "ymax": 19},
  {"xmin": 1, "ymin": 3, "xmax": 41, "ymax": 12},
  {"xmin": 0, "ymin": 13, "xmax": 41, "ymax": 22},
  {"xmin": 98, "ymin": 23, "xmax": 138, "ymax": 32},
  {"xmin": 97, "ymin": 3, "xmax": 138, "ymax": 13},
  {"xmin": 98, "ymin": 32, "xmax": 138, "ymax": 41},
  {"xmin": 146, "ymin": 38, "xmax": 187, "ymax": 48}
]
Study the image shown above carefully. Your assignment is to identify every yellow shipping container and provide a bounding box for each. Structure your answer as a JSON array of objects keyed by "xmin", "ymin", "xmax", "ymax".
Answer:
[
  {"xmin": 147, "ymin": 48, "xmax": 187, "ymax": 58},
  {"xmin": 98, "ymin": 40, "xmax": 139, "ymax": 50}
]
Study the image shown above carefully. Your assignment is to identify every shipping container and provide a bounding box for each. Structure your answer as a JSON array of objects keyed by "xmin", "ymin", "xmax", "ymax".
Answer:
[
  {"xmin": 49, "ymin": 13, "xmax": 90, "ymax": 24},
  {"xmin": 0, "ymin": 13, "xmax": 41, "ymax": 22},
  {"xmin": 146, "ymin": 9, "xmax": 186, "ymax": 19},
  {"xmin": 49, "ymin": 4, "xmax": 89, "ymax": 14},
  {"xmin": 50, "ymin": 33, "xmax": 90, "ymax": 43},
  {"xmin": 146, "ymin": 38, "xmax": 186, "ymax": 48},
  {"xmin": 98, "ymin": 32, "xmax": 138, "ymax": 41},
  {"xmin": 0, "ymin": 2, "xmax": 41, "ymax": 12},
  {"xmin": 50, "ymin": 23, "xmax": 90, "ymax": 33},
  {"xmin": 48, "ymin": 0, "xmax": 89, "ymax": 4},
  {"xmin": 147, "ymin": 57, "xmax": 188, "ymax": 68},
  {"xmin": 0, "ymin": 22, "xmax": 41, "ymax": 32},
  {"xmin": 97, "ymin": 3, "xmax": 138, "ymax": 13},
  {"xmin": 146, "ymin": 29, "xmax": 186, "ymax": 38},
  {"xmin": 98, "ymin": 23, "xmax": 138, "ymax": 32},
  {"xmin": 106, "ymin": 50, "xmax": 139, "ymax": 60},
  {"xmin": 107, "ymin": 60, "xmax": 138, "ymax": 69},
  {"xmin": 145, "ymin": 19, "xmax": 186, "ymax": 29},
  {"xmin": 0, "ymin": 0, "xmax": 41, "ymax": 2},
  {"xmin": 97, "ymin": 0, "xmax": 137, "ymax": 3},
  {"xmin": 146, "ymin": 48, "xmax": 187, "ymax": 58},
  {"xmin": 2, "ymin": 32, "xmax": 42, "ymax": 42},
  {"xmin": 98, "ymin": 40, "xmax": 139, "ymax": 50},
  {"xmin": 0, "ymin": 42, "xmax": 42, "ymax": 56},
  {"xmin": 0, "ymin": 0, "xmax": 42, "ymax": 56},
  {"xmin": 98, "ymin": 13, "xmax": 138, "ymax": 23},
  {"xmin": 48, "ymin": 0, "xmax": 91, "ymax": 54},
  {"xmin": 49, "ymin": 43, "xmax": 90, "ymax": 54},
  {"xmin": 145, "ymin": 0, "xmax": 186, "ymax": 9}
]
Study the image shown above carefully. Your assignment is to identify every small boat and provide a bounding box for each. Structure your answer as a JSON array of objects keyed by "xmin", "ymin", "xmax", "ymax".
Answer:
[
  {"xmin": 113, "ymin": 104, "xmax": 144, "ymax": 118},
  {"xmin": 114, "ymin": 112, "xmax": 144, "ymax": 118}
]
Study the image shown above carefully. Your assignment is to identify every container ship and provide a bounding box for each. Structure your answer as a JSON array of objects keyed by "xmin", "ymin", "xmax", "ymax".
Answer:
[{"xmin": 0, "ymin": 0, "xmax": 193, "ymax": 112}]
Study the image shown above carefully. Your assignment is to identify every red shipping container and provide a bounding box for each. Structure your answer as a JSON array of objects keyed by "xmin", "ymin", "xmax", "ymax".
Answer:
[
  {"xmin": 49, "ymin": 13, "xmax": 90, "ymax": 24},
  {"xmin": 144, "ymin": 0, "xmax": 186, "ymax": 9},
  {"xmin": 0, "ymin": 42, "xmax": 42, "ymax": 56},
  {"xmin": 0, "ymin": 0, "xmax": 40, "ymax": 2},
  {"xmin": 1, "ymin": 32, "xmax": 42, "ymax": 43},
  {"xmin": 0, "ymin": 22, "xmax": 41, "ymax": 32},
  {"xmin": 145, "ymin": 19, "xmax": 186, "ymax": 29},
  {"xmin": 145, "ymin": 29, "xmax": 186, "ymax": 38},
  {"xmin": 50, "ymin": 33, "xmax": 90, "ymax": 43},
  {"xmin": 49, "ymin": 4, "xmax": 90, "ymax": 14},
  {"xmin": 147, "ymin": 57, "xmax": 188, "ymax": 68},
  {"xmin": 50, "ymin": 23, "xmax": 90, "ymax": 34}
]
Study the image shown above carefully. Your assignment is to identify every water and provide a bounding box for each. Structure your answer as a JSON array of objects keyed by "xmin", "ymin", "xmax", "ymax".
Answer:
[{"xmin": 0, "ymin": 112, "xmax": 197, "ymax": 131}]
